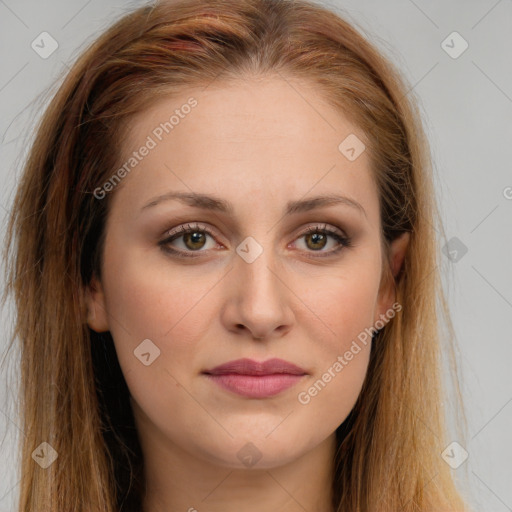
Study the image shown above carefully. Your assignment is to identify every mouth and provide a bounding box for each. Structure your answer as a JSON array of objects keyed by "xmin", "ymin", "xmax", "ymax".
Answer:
[{"xmin": 202, "ymin": 358, "xmax": 308, "ymax": 399}]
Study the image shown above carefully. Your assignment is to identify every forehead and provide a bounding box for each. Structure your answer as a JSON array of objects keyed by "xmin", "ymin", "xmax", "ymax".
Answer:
[{"xmin": 109, "ymin": 75, "xmax": 379, "ymax": 225}]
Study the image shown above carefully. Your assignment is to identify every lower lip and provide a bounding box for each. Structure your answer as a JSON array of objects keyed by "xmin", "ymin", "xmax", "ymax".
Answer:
[{"xmin": 204, "ymin": 373, "xmax": 305, "ymax": 398}]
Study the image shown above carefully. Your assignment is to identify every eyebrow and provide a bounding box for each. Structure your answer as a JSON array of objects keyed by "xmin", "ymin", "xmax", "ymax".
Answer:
[{"xmin": 140, "ymin": 191, "xmax": 367, "ymax": 218}]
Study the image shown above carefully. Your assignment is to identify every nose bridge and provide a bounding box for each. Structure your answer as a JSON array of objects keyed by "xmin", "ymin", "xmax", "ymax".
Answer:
[{"xmin": 235, "ymin": 234, "xmax": 282, "ymax": 300}]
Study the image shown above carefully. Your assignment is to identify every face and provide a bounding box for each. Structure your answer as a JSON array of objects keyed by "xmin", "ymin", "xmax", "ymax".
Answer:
[{"xmin": 86, "ymin": 74, "xmax": 408, "ymax": 471}]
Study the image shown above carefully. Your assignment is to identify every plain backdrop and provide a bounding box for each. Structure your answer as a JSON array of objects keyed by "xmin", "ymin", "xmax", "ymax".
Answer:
[{"xmin": 0, "ymin": 1, "xmax": 511, "ymax": 511}]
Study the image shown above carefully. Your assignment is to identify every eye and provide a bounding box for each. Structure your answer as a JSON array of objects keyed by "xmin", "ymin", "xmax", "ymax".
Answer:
[
  {"xmin": 159, "ymin": 223, "xmax": 219, "ymax": 258},
  {"xmin": 159, "ymin": 222, "xmax": 352, "ymax": 259},
  {"xmin": 291, "ymin": 224, "xmax": 352, "ymax": 257}
]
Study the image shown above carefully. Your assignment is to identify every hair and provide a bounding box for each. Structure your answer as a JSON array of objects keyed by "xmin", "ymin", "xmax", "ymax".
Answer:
[{"xmin": 2, "ymin": 0, "xmax": 472, "ymax": 510}]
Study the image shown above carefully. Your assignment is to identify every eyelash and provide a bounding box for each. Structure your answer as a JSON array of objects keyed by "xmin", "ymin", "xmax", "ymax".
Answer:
[{"xmin": 159, "ymin": 222, "xmax": 353, "ymax": 259}]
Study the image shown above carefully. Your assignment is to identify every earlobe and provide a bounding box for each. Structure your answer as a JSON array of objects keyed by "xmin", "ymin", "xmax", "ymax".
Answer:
[{"xmin": 85, "ymin": 275, "xmax": 110, "ymax": 333}]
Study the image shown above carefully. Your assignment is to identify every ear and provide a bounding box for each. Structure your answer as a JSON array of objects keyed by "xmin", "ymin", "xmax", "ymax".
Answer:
[
  {"xmin": 375, "ymin": 231, "xmax": 410, "ymax": 321},
  {"xmin": 85, "ymin": 274, "xmax": 110, "ymax": 333}
]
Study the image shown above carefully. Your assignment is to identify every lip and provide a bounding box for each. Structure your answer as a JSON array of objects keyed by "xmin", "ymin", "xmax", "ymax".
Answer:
[{"xmin": 202, "ymin": 358, "xmax": 308, "ymax": 398}]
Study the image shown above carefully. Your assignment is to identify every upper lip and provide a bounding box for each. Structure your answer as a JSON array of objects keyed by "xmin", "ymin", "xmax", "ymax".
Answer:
[{"xmin": 203, "ymin": 358, "xmax": 307, "ymax": 376}]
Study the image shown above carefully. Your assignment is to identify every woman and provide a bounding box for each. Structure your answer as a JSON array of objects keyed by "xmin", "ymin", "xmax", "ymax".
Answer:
[{"xmin": 3, "ymin": 0, "xmax": 471, "ymax": 510}]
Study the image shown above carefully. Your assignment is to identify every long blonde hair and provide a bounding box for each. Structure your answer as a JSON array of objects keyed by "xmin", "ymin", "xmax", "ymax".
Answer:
[{"xmin": 3, "ymin": 0, "xmax": 471, "ymax": 510}]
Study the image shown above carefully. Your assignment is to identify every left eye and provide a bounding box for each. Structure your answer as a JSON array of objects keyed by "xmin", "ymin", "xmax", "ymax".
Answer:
[
  {"xmin": 294, "ymin": 225, "xmax": 352, "ymax": 254},
  {"xmin": 159, "ymin": 222, "xmax": 352, "ymax": 258}
]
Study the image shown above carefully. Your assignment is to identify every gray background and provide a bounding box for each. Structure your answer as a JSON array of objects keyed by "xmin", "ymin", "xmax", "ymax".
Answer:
[{"xmin": 0, "ymin": 0, "xmax": 511, "ymax": 510}]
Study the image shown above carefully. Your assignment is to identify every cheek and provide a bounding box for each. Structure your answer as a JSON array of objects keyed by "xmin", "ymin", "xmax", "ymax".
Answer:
[
  {"xmin": 99, "ymin": 244, "xmax": 204, "ymax": 370},
  {"xmin": 294, "ymin": 341, "xmax": 371, "ymax": 438},
  {"xmin": 294, "ymin": 279, "xmax": 376, "ymax": 418},
  {"xmin": 99, "ymin": 249, "xmax": 221, "ymax": 435},
  {"xmin": 303, "ymin": 263, "xmax": 381, "ymax": 355},
  {"xmin": 102, "ymin": 240, "xmax": 223, "ymax": 333},
  {"xmin": 271, "ymin": 260, "xmax": 381, "ymax": 431}
]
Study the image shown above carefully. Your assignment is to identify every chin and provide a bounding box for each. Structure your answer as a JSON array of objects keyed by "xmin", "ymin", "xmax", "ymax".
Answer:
[{"xmin": 194, "ymin": 430, "xmax": 315, "ymax": 470}]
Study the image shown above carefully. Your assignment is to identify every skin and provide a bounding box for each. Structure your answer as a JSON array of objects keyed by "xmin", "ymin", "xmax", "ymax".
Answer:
[{"xmin": 86, "ymin": 73, "xmax": 409, "ymax": 512}]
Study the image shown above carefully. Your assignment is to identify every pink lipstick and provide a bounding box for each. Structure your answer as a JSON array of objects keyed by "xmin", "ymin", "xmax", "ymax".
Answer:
[{"xmin": 203, "ymin": 358, "xmax": 307, "ymax": 398}]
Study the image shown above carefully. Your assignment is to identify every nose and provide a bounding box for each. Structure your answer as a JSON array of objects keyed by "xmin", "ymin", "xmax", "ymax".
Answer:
[{"xmin": 220, "ymin": 240, "xmax": 294, "ymax": 341}]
